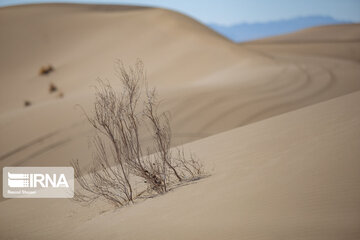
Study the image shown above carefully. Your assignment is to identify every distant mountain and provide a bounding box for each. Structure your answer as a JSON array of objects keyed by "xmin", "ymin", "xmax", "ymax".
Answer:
[{"xmin": 207, "ymin": 16, "xmax": 352, "ymax": 42}]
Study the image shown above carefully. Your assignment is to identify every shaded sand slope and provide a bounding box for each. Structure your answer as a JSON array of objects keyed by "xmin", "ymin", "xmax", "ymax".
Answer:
[
  {"xmin": 0, "ymin": 3, "xmax": 258, "ymax": 169},
  {"xmin": 0, "ymin": 3, "xmax": 240, "ymax": 113},
  {"xmin": 0, "ymin": 89, "xmax": 359, "ymax": 239},
  {"xmin": 0, "ymin": 5, "xmax": 360, "ymax": 180}
]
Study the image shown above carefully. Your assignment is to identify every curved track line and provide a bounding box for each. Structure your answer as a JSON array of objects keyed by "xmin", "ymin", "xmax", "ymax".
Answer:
[
  {"xmin": 198, "ymin": 63, "xmax": 312, "ymax": 132},
  {"xmin": 237, "ymin": 64, "xmax": 336, "ymax": 126},
  {"xmin": 0, "ymin": 130, "xmax": 61, "ymax": 161}
]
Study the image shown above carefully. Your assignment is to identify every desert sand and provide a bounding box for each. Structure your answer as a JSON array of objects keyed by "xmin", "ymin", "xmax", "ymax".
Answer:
[{"xmin": 0, "ymin": 4, "xmax": 359, "ymax": 239}]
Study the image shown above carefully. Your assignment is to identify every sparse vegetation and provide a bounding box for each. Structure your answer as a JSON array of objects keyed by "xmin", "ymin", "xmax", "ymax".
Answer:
[
  {"xmin": 24, "ymin": 100, "xmax": 31, "ymax": 107},
  {"xmin": 49, "ymin": 83, "xmax": 58, "ymax": 93},
  {"xmin": 39, "ymin": 65, "xmax": 54, "ymax": 75},
  {"xmin": 72, "ymin": 60, "xmax": 204, "ymax": 207}
]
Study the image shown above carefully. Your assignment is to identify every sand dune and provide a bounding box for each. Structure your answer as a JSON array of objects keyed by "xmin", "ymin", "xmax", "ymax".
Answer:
[
  {"xmin": 250, "ymin": 24, "xmax": 360, "ymax": 43},
  {"xmin": 243, "ymin": 24, "xmax": 360, "ymax": 61},
  {"xmin": 1, "ymin": 4, "xmax": 359, "ymax": 171},
  {"xmin": 0, "ymin": 3, "xmax": 360, "ymax": 239},
  {"xmin": 0, "ymin": 3, "xmax": 254, "ymax": 169}
]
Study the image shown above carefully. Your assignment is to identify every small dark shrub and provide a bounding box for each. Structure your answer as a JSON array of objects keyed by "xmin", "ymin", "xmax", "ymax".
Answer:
[
  {"xmin": 49, "ymin": 83, "xmax": 58, "ymax": 93},
  {"xmin": 39, "ymin": 65, "xmax": 54, "ymax": 75},
  {"xmin": 24, "ymin": 100, "xmax": 31, "ymax": 107}
]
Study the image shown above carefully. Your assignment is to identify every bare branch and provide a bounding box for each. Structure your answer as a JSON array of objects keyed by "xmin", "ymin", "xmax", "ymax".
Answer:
[{"xmin": 72, "ymin": 59, "xmax": 205, "ymax": 207}]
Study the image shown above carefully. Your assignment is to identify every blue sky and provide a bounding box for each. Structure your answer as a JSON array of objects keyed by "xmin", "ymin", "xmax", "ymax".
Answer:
[{"xmin": 1, "ymin": 0, "xmax": 359, "ymax": 25}]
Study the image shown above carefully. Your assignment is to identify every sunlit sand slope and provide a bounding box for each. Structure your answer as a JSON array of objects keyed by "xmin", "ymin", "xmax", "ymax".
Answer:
[{"xmin": 0, "ymin": 89, "xmax": 359, "ymax": 239}]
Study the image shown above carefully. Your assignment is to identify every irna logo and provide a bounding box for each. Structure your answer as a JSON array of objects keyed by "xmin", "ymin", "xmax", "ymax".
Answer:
[
  {"xmin": 3, "ymin": 167, "xmax": 74, "ymax": 198},
  {"xmin": 8, "ymin": 172, "xmax": 69, "ymax": 188}
]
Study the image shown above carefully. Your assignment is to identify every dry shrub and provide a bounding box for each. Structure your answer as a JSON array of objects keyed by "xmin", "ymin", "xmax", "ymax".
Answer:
[
  {"xmin": 24, "ymin": 100, "xmax": 31, "ymax": 107},
  {"xmin": 39, "ymin": 65, "xmax": 54, "ymax": 75},
  {"xmin": 72, "ymin": 59, "xmax": 204, "ymax": 207},
  {"xmin": 49, "ymin": 83, "xmax": 58, "ymax": 93}
]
